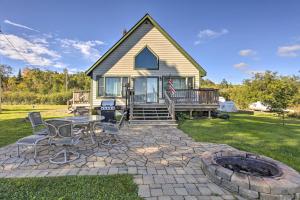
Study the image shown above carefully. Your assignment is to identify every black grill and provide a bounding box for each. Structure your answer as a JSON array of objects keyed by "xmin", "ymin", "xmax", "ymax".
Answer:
[{"xmin": 100, "ymin": 100, "xmax": 116, "ymax": 123}]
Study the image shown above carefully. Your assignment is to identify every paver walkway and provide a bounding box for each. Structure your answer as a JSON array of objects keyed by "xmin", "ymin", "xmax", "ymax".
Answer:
[{"xmin": 0, "ymin": 125, "xmax": 240, "ymax": 199}]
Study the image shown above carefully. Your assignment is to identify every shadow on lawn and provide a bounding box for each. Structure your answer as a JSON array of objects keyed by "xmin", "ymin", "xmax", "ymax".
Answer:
[
  {"xmin": 0, "ymin": 118, "xmax": 32, "ymax": 147},
  {"xmin": 229, "ymin": 114, "xmax": 300, "ymax": 131},
  {"xmin": 2, "ymin": 108, "xmax": 61, "ymax": 114}
]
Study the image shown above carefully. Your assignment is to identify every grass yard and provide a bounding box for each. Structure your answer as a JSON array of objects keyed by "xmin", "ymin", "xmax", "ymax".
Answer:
[
  {"xmin": 0, "ymin": 105, "xmax": 72, "ymax": 147},
  {"xmin": 179, "ymin": 112, "xmax": 300, "ymax": 172},
  {"xmin": 0, "ymin": 175, "xmax": 141, "ymax": 200}
]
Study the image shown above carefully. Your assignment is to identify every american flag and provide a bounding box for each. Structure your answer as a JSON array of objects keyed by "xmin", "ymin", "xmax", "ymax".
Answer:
[{"xmin": 168, "ymin": 78, "xmax": 176, "ymax": 94}]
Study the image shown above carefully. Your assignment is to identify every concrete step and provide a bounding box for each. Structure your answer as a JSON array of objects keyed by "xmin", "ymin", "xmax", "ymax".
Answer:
[
  {"xmin": 133, "ymin": 108, "xmax": 168, "ymax": 112},
  {"xmin": 132, "ymin": 116, "xmax": 172, "ymax": 120},
  {"xmin": 129, "ymin": 119, "xmax": 177, "ymax": 126},
  {"xmin": 133, "ymin": 112, "xmax": 169, "ymax": 115},
  {"xmin": 131, "ymin": 104, "xmax": 171, "ymax": 122},
  {"xmin": 133, "ymin": 104, "xmax": 167, "ymax": 109}
]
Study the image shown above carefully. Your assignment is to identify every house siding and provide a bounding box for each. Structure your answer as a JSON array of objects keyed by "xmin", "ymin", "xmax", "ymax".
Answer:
[{"xmin": 92, "ymin": 20, "xmax": 200, "ymax": 107}]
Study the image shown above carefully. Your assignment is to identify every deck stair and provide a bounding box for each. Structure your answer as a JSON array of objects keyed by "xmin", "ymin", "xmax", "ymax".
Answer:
[{"xmin": 129, "ymin": 104, "xmax": 177, "ymax": 126}]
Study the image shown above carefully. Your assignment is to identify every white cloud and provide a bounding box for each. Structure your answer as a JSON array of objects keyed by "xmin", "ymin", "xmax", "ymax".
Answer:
[
  {"xmin": 239, "ymin": 49, "xmax": 257, "ymax": 57},
  {"xmin": 0, "ymin": 20, "xmax": 104, "ymax": 72},
  {"xmin": 277, "ymin": 44, "xmax": 300, "ymax": 57},
  {"xmin": 53, "ymin": 62, "xmax": 68, "ymax": 69},
  {"xmin": 4, "ymin": 19, "xmax": 40, "ymax": 32},
  {"xmin": 234, "ymin": 62, "xmax": 248, "ymax": 69},
  {"xmin": 246, "ymin": 70, "xmax": 266, "ymax": 75},
  {"xmin": 31, "ymin": 37, "xmax": 48, "ymax": 45},
  {"xmin": 233, "ymin": 63, "xmax": 266, "ymax": 76},
  {"xmin": 43, "ymin": 33, "xmax": 54, "ymax": 39},
  {"xmin": 0, "ymin": 33, "xmax": 62, "ymax": 67},
  {"xmin": 58, "ymin": 38, "xmax": 104, "ymax": 60},
  {"xmin": 195, "ymin": 29, "xmax": 228, "ymax": 45},
  {"xmin": 68, "ymin": 67, "xmax": 83, "ymax": 74}
]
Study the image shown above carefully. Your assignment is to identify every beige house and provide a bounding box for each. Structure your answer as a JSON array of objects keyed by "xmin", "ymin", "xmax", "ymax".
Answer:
[{"xmin": 85, "ymin": 14, "xmax": 218, "ymax": 123}]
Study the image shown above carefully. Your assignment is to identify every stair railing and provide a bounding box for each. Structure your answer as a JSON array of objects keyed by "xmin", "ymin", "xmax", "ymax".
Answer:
[
  {"xmin": 128, "ymin": 89, "xmax": 134, "ymax": 120},
  {"xmin": 164, "ymin": 91, "xmax": 175, "ymax": 120}
]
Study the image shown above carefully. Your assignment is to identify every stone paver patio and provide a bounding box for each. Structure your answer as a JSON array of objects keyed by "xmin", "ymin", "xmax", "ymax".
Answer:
[{"xmin": 0, "ymin": 125, "xmax": 241, "ymax": 199}]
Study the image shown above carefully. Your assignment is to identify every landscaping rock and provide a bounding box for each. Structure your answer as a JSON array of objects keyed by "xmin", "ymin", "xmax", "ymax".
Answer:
[
  {"xmin": 231, "ymin": 173, "xmax": 249, "ymax": 189},
  {"xmin": 216, "ymin": 166, "xmax": 233, "ymax": 180},
  {"xmin": 239, "ymin": 187, "xmax": 259, "ymax": 199}
]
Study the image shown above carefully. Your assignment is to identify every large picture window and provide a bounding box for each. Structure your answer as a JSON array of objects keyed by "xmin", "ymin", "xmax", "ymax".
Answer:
[
  {"xmin": 105, "ymin": 78, "xmax": 121, "ymax": 96},
  {"xmin": 135, "ymin": 46, "xmax": 158, "ymax": 70},
  {"xmin": 97, "ymin": 77, "xmax": 129, "ymax": 97}
]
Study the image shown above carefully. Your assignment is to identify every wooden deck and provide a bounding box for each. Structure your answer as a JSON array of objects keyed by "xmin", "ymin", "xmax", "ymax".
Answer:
[
  {"xmin": 69, "ymin": 88, "xmax": 219, "ymax": 119},
  {"xmin": 128, "ymin": 88, "xmax": 219, "ymax": 120},
  {"xmin": 170, "ymin": 88, "xmax": 219, "ymax": 111},
  {"xmin": 68, "ymin": 90, "xmax": 90, "ymax": 110},
  {"xmin": 132, "ymin": 103, "xmax": 218, "ymax": 110}
]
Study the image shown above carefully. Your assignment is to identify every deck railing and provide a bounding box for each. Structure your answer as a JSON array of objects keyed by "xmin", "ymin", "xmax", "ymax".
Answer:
[
  {"xmin": 72, "ymin": 90, "xmax": 90, "ymax": 104},
  {"xmin": 128, "ymin": 89, "xmax": 134, "ymax": 120},
  {"xmin": 169, "ymin": 88, "xmax": 219, "ymax": 105},
  {"xmin": 68, "ymin": 90, "xmax": 90, "ymax": 109}
]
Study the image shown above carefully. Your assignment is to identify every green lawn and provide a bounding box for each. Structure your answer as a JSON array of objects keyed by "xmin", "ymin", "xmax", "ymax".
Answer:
[
  {"xmin": 179, "ymin": 112, "xmax": 300, "ymax": 172},
  {"xmin": 0, "ymin": 105, "xmax": 140, "ymax": 199},
  {"xmin": 0, "ymin": 105, "xmax": 72, "ymax": 147},
  {"xmin": 0, "ymin": 175, "xmax": 141, "ymax": 200}
]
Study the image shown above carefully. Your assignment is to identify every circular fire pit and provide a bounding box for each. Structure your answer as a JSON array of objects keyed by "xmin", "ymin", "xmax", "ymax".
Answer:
[
  {"xmin": 215, "ymin": 156, "xmax": 282, "ymax": 178},
  {"xmin": 201, "ymin": 150, "xmax": 300, "ymax": 199}
]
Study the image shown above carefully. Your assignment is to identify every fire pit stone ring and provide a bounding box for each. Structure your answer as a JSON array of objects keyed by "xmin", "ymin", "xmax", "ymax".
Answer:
[{"xmin": 200, "ymin": 150, "xmax": 300, "ymax": 200}]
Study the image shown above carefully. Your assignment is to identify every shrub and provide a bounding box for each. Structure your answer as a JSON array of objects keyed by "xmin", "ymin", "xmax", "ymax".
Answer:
[
  {"xmin": 176, "ymin": 111, "xmax": 190, "ymax": 121},
  {"xmin": 287, "ymin": 112, "xmax": 300, "ymax": 119}
]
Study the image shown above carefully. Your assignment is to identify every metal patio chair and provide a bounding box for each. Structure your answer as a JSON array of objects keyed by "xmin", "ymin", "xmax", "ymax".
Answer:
[
  {"xmin": 28, "ymin": 112, "xmax": 49, "ymax": 135},
  {"xmin": 100, "ymin": 111, "xmax": 127, "ymax": 146},
  {"xmin": 16, "ymin": 134, "xmax": 49, "ymax": 159},
  {"xmin": 16, "ymin": 112, "xmax": 49, "ymax": 159},
  {"xmin": 45, "ymin": 119, "xmax": 81, "ymax": 164}
]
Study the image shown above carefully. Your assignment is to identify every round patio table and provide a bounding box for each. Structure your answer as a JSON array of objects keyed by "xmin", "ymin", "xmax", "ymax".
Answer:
[{"xmin": 62, "ymin": 115, "xmax": 105, "ymax": 144}]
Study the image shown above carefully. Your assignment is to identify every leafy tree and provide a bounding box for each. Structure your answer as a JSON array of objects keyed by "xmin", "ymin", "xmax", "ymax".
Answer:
[
  {"xmin": 1, "ymin": 67, "xmax": 91, "ymax": 104},
  {"xmin": 227, "ymin": 71, "xmax": 300, "ymax": 123},
  {"xmin": 200, "ymin": 78, "xmax": 217, "ymax": 88},
  {"xmin": 0, "ymin": 64, "xmax": 13, "ymax": 90},
  {"xmin": 220, "ymin": 78, "xmax": 230, "ymax": 89},
  {"xmin": 0, "ymin": 64, "xmax": 13, "ymax": 113},
  {"xmin": 63, "ymin": 68, "xmax": 68, "ymax": 92},
  {"xmin": 16, "ymin": 68, "xmax": 22, "ymax": 83}
]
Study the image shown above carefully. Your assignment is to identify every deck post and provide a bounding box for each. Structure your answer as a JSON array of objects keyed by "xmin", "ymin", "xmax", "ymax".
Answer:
[
  {"xmin": 189, "ymin": 109, "xmax": 193, "ymax": 119},
  {"xmin": 208, "ymin": 110, "xmax": 211, "ymax": 119}
]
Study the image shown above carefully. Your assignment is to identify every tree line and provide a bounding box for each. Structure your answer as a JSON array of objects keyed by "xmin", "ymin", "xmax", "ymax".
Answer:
[
  {"xmin": 201, "ymin": 71, "xmax": 300, "ymax": 111},
  {"xmin": 0, "ymin": 64, "xmax": 90, "ymax": 104}
]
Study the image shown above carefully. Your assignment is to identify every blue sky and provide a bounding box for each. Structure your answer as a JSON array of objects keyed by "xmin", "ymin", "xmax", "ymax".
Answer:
[{"xmin": 0, "ymin": 0, "xmax": 299, "ymax": 83}]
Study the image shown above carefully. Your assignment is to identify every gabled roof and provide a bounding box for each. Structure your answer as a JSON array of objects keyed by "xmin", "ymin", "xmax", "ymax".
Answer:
[{"xmin": 85, "ymin": 14, "xmax": 206, "ymax": 76}]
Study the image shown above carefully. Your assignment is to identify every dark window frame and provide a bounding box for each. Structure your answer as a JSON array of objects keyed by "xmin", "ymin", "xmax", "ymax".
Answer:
[{"xmin": 96, "ymin": 76, "xmax": 129, "ymax": 98}]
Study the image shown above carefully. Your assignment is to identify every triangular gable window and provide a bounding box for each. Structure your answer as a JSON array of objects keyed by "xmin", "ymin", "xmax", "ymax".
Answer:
[{"xmin": 135, "ymin": 46, "xmax": 158, "ymax": 70}]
